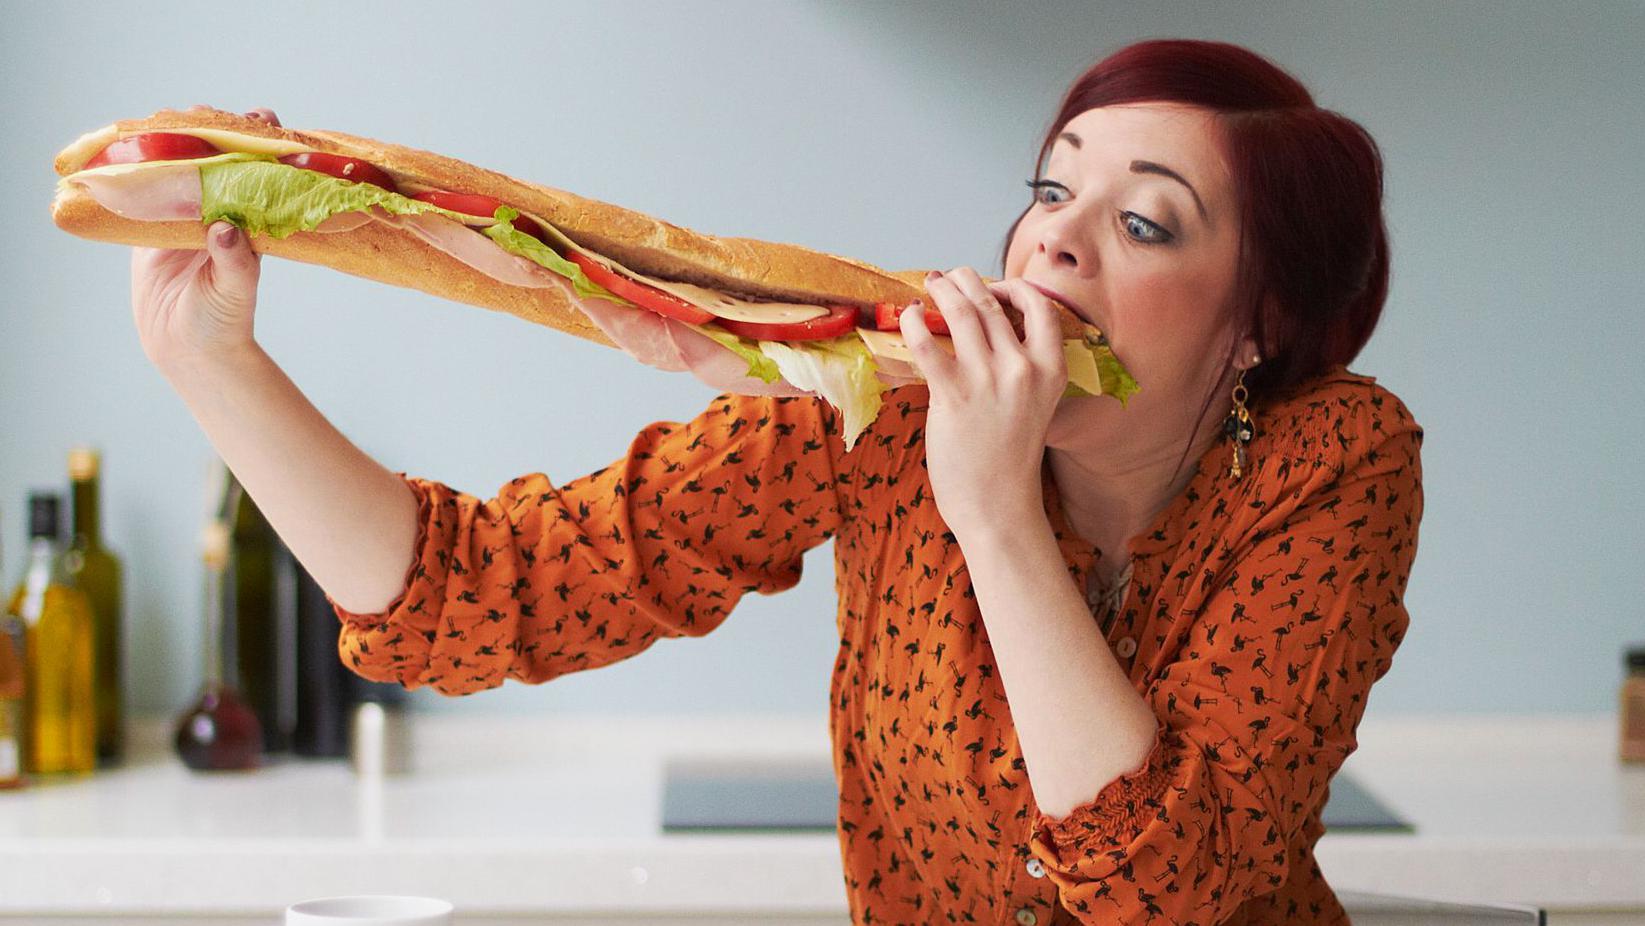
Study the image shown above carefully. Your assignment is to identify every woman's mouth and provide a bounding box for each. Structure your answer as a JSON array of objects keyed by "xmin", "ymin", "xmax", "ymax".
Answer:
[{"xmin": 1023, "ymin": 280, "xmax": 1101, "ymax": 331}]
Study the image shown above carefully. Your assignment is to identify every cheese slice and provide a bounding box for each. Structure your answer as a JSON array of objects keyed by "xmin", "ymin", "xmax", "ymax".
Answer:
[
  {"xmin": 1062, "ymin": 339, "xmax": 1107, "ymax": 396},
  {"xmin": 517, "ymin": 213, "xmax": 830, "ymax": 325},
  {"xmin": 128, "ymin": 127, "xmax": 311, "ymax": 157},
  {"xmin": 64, "ymin": 150, "xmax": 270, "ymax": 181},
  {"xmin": 634, "ymin": 279, "xmax": 828, "ymax": 324},
  {"xmin": 856, "ymin": 327, "xmax": 955, "ymax": 360}
]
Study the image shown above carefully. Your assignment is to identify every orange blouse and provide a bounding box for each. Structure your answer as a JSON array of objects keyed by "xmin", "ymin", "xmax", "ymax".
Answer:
[{"xmin": 332, "ymin": 364, "xmax": 1424, "ymax": 926}]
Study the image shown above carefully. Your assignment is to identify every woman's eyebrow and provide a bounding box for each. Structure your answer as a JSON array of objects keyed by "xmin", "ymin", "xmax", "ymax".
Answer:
[{"xmin": 1055, "ymin": 132, "xmax": 1209, "ymax": 222}]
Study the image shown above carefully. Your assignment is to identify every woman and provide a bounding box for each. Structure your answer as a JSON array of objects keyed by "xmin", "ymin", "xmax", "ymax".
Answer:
[{"xmin": 134, "ymin": 39, "xmax": 1422, "ymax": 926}]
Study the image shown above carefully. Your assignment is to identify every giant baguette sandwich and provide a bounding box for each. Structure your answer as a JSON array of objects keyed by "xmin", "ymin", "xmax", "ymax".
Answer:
[{"xmin": 51, "ymin": 108, "xmax": 1136, "ymax": 450}]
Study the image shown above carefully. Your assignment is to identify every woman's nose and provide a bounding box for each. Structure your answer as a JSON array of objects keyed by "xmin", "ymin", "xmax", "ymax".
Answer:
[{"xmin": 1037, "ymin": 205, "xmax": 1098, "ymax": 271}]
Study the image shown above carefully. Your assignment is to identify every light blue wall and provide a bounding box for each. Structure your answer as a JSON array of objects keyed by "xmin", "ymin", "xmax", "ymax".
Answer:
[{"xmin": 3, "ymin": 1, "xmax": 1641, "ymax": 720}]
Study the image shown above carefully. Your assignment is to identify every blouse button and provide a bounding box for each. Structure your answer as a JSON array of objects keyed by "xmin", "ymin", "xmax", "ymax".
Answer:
[
  {"xmin": 1015, "ymin": 908, "xmax": 1039, "ymax": 926},
  {"xmin": 1025, "ymin": 857, "xmax": 1046, "ymax": 879},
  {"xmin": 1115, "ymin": 636, "xmax": 1137, "ymax": 658}
]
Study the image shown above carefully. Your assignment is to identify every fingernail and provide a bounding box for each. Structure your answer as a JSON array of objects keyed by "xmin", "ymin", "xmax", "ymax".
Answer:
[
  {"xmin": 926, "ymin": 270, "xmax": 941, "ymax": 281},
  {"xmin": 215, "ymin": 224, "xmax": 238, "ymax": 246},
  {"xmin": 909, "ymin": 299, "xmax": 924, "ymax": 308}
]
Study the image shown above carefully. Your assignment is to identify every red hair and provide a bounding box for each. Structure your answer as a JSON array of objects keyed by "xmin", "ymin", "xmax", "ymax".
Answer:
[{"xmin": 1000, "ymin": 39, "xmax": 1389, "ymax": 407}]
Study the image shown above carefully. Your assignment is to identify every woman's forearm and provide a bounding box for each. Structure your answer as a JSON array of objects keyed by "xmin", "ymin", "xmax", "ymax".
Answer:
[
  {"xmin": 958, "ymin": 512, "xmax": 1159, "ymax": 820},
  {"xmin": 162, "ymin": 345, "xmax": 420, "ymax": 615}
]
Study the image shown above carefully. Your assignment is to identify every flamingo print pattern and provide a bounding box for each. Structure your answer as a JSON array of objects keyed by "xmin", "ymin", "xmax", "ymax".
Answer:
[{"xmin": 331, "ymin": 364, "xmax": 1423, "ymax": 925}]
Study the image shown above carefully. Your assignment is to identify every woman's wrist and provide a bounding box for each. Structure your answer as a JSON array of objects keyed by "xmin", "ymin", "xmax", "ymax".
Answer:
[
  {"xmin": 948, "ymin": 496, "xmax": 1054, "ymax": 551},
  {"xmin": 157, "ymin": 341, "xmax": 267, "ymax": 393}
]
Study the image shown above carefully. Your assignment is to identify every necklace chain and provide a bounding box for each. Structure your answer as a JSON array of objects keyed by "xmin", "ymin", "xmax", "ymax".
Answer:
[{"xmin": 1085, "ymin": 558, "xmax": 1134, "ymax": 630}]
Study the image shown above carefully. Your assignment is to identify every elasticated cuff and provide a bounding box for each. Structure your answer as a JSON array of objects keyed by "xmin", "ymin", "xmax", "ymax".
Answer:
[{"xmin": 1029, "ymin": 723, "xmax": 1177, "ymax": 869}]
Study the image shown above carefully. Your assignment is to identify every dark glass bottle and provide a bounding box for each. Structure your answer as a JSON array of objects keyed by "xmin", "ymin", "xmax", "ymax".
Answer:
[
  {"xmin": 173, "ymin": 521, "xmax": 263, "ymax": 772},
  {"xmin": 290, "ymin": 547, "xmax": 406, "ymax": 758},
  {"xmin": 227, "ymin": 477, "xmax": 294, "ymax": 753}
]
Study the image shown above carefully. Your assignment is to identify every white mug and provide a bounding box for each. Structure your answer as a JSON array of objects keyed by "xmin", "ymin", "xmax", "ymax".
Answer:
[{"xmin": 285, "ymin": 895, "xmax": 454, "ymax": 926}]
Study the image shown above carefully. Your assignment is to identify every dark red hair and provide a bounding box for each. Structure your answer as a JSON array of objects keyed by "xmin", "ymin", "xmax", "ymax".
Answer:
[{"xmin": 1000, "ymin": 39, "xmax": 1389, "ymax": 411}]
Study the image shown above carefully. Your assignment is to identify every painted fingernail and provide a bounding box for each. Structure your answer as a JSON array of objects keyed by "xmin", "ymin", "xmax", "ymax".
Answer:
[{"xmin": 926, "ymin": 270, "xmax": 941, "ymax": 280}]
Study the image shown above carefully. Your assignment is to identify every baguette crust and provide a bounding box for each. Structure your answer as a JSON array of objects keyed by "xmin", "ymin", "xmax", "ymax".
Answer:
[{"xmin": 53, "ymin": 107, "xmax": 1094, "ymax": 344}]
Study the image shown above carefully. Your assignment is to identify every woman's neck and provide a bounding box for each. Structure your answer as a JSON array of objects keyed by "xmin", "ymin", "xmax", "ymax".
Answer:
[{"xmin": 1046, "ymin": 421, "xmax": 1222, "ymax": 578}]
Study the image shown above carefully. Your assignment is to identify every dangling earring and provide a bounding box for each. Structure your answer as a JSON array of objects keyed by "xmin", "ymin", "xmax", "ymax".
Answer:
[{"xmin": 1224, "ymin": 361, "xmax": 1257, "ymax": 480}]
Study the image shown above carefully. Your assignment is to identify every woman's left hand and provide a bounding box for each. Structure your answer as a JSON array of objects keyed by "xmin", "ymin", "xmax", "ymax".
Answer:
[{"xmin": 900, "ymin": 267, "xmax": 1068, "ymax": 535}]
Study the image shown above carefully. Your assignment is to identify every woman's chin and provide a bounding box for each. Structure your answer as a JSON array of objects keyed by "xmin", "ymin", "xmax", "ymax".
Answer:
[{"xmin": 1046, "ymin": 394, "xmax": 1121, "ymax": 448}]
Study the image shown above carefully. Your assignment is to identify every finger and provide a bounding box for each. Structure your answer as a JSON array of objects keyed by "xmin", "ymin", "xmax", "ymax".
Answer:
[
  {"xmin": 245, "ymin": 107, "xmax": 281, "ymax": 127},
  {"xmin": 204, "ymin": 221, "xmax": 260, "ymax": 303},
  {"xmin": 945, "ymin": 267, "xmax": 1022, "ymax": 356},
  {"xmin": 924, "ymin": 270, "xmax": 992, "ymax": 364},
  {"xmin": 989, "ymin": 280, "xmax": 1067, "ymax": 376},
  {"xmin": 898, "ymin": 300, "xmax": 957, "ymax": 389}
]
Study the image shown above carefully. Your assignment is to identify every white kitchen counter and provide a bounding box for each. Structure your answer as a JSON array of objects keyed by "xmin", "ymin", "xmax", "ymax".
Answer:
[{"xmin": 0, "ymin": 713, "xmax": 1641, "ymax": 924}]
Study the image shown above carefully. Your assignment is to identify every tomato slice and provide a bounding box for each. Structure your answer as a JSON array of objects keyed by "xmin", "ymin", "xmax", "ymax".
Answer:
[
  {"xmin": 277, "ymin": 151, "xmax": 398, "ymax": 193},
  {"xmin": 874, "ymin": 300, "xmax": 951, "ymax": 336},
  {"xmin": 717, "ymin": 304, "xmax": 860, "ymax": 341},
  {"xmin": 566, "ymin": 251, "xmax": 715, "ymax": 325},
  {"xmin": 409, "ymin": 190, "xmax": 548, "ymax": 243},
  {"xmin": 82, "ymin": 132, "xmax": 221, "ymax": 169}
]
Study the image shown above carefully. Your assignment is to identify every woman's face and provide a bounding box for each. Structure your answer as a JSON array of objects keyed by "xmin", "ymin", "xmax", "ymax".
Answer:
[{"xmin": 1004, "ymin": 102, "xmax": 1256, "ymax": 458}]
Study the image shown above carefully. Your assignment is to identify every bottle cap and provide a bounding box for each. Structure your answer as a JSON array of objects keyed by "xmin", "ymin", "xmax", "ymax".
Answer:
[
  {"xmin": 67, "ymin": 447, "xmax": 100, "ymax": 481},
  {"xmin": 200, "ymin": 521, "xmax": 231, "ymax": 570},
  {"xmin": 350, "ymin": 700, "xmax": 413, "ymax": 778},
  {"xmin": 27, "ymin": 494, "xmax": 61, "ymax": 540},
  {"xmin": 1627, "ymin": 646, "xmax": 1645, "ymax": 672}
]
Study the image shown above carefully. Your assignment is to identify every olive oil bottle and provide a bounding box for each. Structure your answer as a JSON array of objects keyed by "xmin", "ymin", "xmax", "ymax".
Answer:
[
  {"xmin": 5, "ymin": 494, "xmax": 96, "ymax": 775},
  {"xmin": 64, "ymin": 448, "xmax": 125, "ymax": 765}
]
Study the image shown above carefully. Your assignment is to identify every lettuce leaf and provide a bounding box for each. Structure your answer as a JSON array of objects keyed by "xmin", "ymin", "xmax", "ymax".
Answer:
[
  {"xmin": 483, "ymin": 206, "xmax": 625, "ymax": 303},
  {"xmin": 756, "ymin": 336, "xmax": 882, "ymax": 451},
  {"xmin": 197, "ymin": 161, "xmax": 620, "ymax": 302},
  {"xmin": 1061, "ymin": 337, "xmax": 1140, "ymax": 404},
  {"xmin": 1092, "ymin": 340, "xmax": 1140, "ymax": 404}
]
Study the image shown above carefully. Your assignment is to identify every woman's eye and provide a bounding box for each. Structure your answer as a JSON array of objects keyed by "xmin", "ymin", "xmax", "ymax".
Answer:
[
  {"xmin": 1025, "ymin": 179, "xmax": 1069, "ymax": 205},
  {"xmin": 1122, "ymin": 211, "xmax": 1174, "ymax": 245}
]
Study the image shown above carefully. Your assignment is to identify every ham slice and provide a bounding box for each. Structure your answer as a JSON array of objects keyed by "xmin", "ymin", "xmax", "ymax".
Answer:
[
  {"xmin": 65, "ymin": 168, "xmax": 856, "ymax": 397},
  {"xmin": 664, "ymin": 319, "xmax": 815, "ymax": 397},
  {"xmin": 371, "ymin": 210, "xmax": 562, "ymax": 290},
  {"xmin": 312, "ymin": 211, "xmax": 373, "ymax": 234},
  {"xmin": 62, "ymin": 164, "xmax": 201, "ymax": 221}
]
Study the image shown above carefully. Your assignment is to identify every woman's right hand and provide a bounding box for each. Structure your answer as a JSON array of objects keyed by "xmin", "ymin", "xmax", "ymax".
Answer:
[{"xmin": 130, "ymin": 105, "xmax": 280, "ymax": 373}]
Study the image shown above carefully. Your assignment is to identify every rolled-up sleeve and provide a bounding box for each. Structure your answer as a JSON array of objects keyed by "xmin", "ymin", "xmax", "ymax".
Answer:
[
  {"xmin": 1030, "ymin": 403, "xmax": 1424, "ymax": 924},
  {"xmin": 330, "ymin": 392, "xmax": 845, "ymax": 696}
]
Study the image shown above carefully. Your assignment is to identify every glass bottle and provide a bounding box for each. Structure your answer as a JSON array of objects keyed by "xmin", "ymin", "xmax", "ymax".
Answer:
[
  {"xmin": 0, "ymin": 612, "xmax": 24, "ymax": 789},
  {"xmin": 0, "ymin": 508, "xmax": 26, "ymax": 790},
  {"xmin": 172, "ymin": 521, "xmax": 263, "ymax": 772},
  {"xmin": 1622, "ymin": 645, "xmax": 1645, "ymax": 764},
  {"xmin": 5, "ymin": 494, "xmax": 96, "ymax": 775},
  {"xmin": 64, "ymin": 447, "xmax": 126, "ymax": 766},
  {"xmin": 228, "ymin": 477, "xmax": 293, "ymax": 752}
]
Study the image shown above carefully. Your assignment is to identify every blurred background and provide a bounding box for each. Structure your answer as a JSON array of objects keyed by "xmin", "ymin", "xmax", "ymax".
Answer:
[{"xmin": 2, "ymin": 0, "xmax": 1641, "ymax": 725}]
